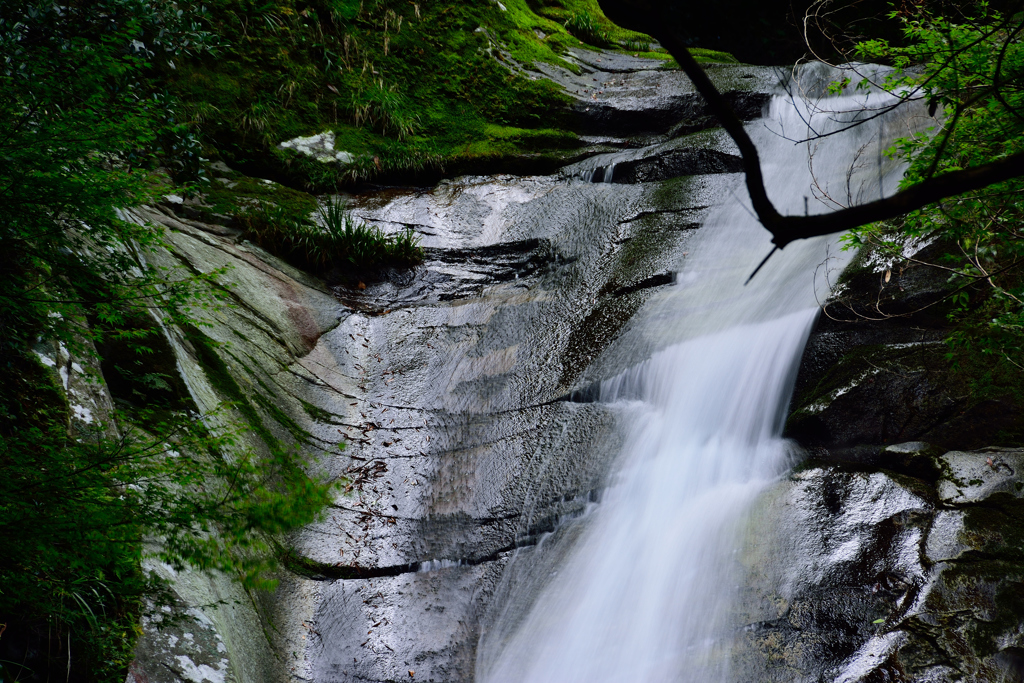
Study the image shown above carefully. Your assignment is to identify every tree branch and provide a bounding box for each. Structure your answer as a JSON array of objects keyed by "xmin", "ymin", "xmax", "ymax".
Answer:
[{"xmin": 597, "ymin": 0, "xmax": 1024, "ymax": 248}]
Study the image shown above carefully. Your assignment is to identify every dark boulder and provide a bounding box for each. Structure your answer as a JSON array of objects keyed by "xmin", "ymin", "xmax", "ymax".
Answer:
[{"xmin": 787, "ymin": 240, "xmax": 1024, "ymax": 463}]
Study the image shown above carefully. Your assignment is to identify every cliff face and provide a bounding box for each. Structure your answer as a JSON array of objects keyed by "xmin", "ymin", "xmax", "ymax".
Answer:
[
  {"xmin": 126, "ymin": 52, "xmax": 779, "ymax": 683},
  {"xmin": 734, "ymin": 445, "xmax": 1024, "ymax": 683},
  {"xmin": 789, "ymin": 241, "xmax": 1024, "ymax": 462},
  {"xmin": 121, "ymin": 51, "xmax": 1024, "ymax": 683},
  {"xmin": 758, "ymin": 241, "xmax": 1024, "ymax": 682}
]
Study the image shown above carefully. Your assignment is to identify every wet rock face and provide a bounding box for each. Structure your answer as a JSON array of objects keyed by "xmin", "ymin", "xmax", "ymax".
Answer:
[
  {"xmin": 776, "ymin": 239, "xmax": 1024, "ymax": 681},
  {"xmin": 534, "ymin": 49, "xmax": 775, "ymax": 137},
  {"xmin": 607, "ymin": 147, "xmax": 743, "ymax": 183},
  {"xmin": 128, "ymin": 596, "xmax": 234, "ymax": 683},
  {"xmin": 128, "ymin": 83, "xmax": 751, "ymax": 679},
  {"xmin": 311, "ymin": 561, "xmax": 508, "ymax": 683},
  {"xmin": 735, "ymin": 445, "xmax": 1024, "ymax": 683},
  {"xmin": 787, "ymin": 240, "xmax": 1024, "ymax": 461}
]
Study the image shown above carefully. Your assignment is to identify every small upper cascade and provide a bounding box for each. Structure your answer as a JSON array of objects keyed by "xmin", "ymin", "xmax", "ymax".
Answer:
[{"xmin": 574, "ymin": 162, "xmax": 617, "ymax": 183}]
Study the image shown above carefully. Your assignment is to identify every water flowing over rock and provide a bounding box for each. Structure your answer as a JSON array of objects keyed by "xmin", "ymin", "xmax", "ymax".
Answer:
[
  {"xmin": 125, "ymin": 50, "xmax": 769, "ymax": 683},
  {"xmin": 123, "ymin": 55, "xmax": 1024, "ymax": 683}
]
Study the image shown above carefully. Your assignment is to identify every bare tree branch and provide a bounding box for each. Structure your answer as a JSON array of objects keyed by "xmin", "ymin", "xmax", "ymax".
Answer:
[{"xmin": 597, "ymin": 0, "xmax": 1024, "ymax": 248}]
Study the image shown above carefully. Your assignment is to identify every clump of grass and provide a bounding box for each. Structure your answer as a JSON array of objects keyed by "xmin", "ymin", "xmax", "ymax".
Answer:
[
  {"xmin": 314, "ymin": 197, "xmax": 423, "ymax": 267},
  {"xmin": 234, "ymin": 198, "xmax": 423, "ymax": 273},
  {"xmin": 387, "ymin": 223, "xmax": 425, "ymax": 264},
  {"xmin": 563, "ymin": 10, "xmax": 610, "ymax": 47},
  {"xmin": 620, "ymin": 36, "xmax": 651, "ymax": 52},
  {"xmin": 351, "ymin": 77, "xmax": 421, "ymax": 140},
  {"xmin": 338, "ymin": 142, "xmax": 445, "ymax": 184},
  {"xmin": 234, "ymin": 201, "xmax": 308, "ymax": 255}
]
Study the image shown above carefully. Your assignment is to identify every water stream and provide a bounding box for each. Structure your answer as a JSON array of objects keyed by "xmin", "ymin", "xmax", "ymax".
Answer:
[{"xmin": 477, "ymin": 64, "xmax": 929, "ymax": 683}]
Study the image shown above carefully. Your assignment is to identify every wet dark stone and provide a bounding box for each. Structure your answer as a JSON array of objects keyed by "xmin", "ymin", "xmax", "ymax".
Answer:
[
  {"xmin": 609, "ymin": 148, "xmax": 743, "ymax": 183},
  {"xmin": 789, "ymin": 342, "xmax": 1023, "ymax": 459},
  {"xmin": 563, "ymin": 382, "xmax": 602, "ymax": 403},
  {"xmin": 791, "ymin": 239, "xmax": 959, "ymax": 398},
  {"xmin": 572, "ymin": 89, "xmax": 771, "ymax": 136},
  {"xmin": 787, "ymin": 239, "xmax": 1024, "ymax": 458},
  {"xmin": 608, "ymin": 271, "xmax": 675, "ymax": 296},
  {"xmin": 992, "ymin": 647, "xmax": 1024, "ymax": 683}
]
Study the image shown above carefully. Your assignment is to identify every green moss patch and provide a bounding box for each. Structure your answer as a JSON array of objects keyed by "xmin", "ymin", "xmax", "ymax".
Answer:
[
  {"xmin": 183, "ymin": 324, "xmax": 279, "ymax": 449},
  {"xmin": 169, "ymin": 0, "xmax": 733, "ymax": 191},
  {"xmin": 201, "ymin": 173, "xmax": 319, "ymax": 219}
]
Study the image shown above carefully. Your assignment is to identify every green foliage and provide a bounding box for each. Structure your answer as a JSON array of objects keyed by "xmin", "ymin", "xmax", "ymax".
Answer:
[
  {"xmin": 0, "ymin": 0, "xmax": 231, "ymax": 362},
  {"xmin": 828, "ymin": 76, "xmax": 852, "ymax": 95},
  {"xmin": 311, "ymin": 197, "xmax": 423, "ymax": 267},
  {"xmin": 842, "ymin": 3, "xmax": 1024, "ymax": 378},
  {"xmin": 662, "ymin": 47, "xmax": 740, "ymax": 66},
  {"xmin": 564, "ymin": 10, "xmax": 611, "ymax": 47},
  {"xmin": 351, "ymin": 77, "xmax": 421, "ymax": 140},
  {"xmin": 0, "ymin": 352, "xmax": 334, "ymax": 681},
  {"xmin": 168, "ymin": 0, "xmax": 578, "ymax": 183},
  {"xmin": 235, "ymin": 198, "xmax": 423, "ymax": 271},
  {"xmin": 0, "ymin": 0, "xmax": 336, "ymax": 679},
  {"xmin": 203, "ymin": 171, "xmax": 321, "ymax": 218}
]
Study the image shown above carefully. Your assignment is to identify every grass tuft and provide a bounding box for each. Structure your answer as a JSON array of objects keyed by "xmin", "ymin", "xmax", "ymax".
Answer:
[
  {"xmin": 235, "ymin": 198, "xmax": 424, "ymax": 273},
  {"xmin": 563, "ymin": 10, "xmax": 611, "ymax": 47},
  {"xmin": 620, "ymin": 36, "xmax": 651, "ymax": 52}
]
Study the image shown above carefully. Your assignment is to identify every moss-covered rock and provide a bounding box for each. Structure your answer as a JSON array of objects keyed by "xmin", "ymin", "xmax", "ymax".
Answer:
[
  {"xmin": 168, "ymin": 0, "xmax": 702, "ymax": 189},
  {"xmin": 160, "ymin": 0, "xmax": 754, "ymax": 193}
]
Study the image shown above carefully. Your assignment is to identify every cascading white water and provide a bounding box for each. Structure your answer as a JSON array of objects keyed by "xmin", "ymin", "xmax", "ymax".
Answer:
[
  {"xmin": 573, "ymin": 162, "xmax": 617, "ymax": 183},
  {"xmin": 477, "ymin": 64, "xmax": 931, "ymax": 683}
]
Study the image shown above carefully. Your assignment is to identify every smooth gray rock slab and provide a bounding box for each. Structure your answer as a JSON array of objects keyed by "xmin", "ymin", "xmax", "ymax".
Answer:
[
  {"xmin": 937, "ymin": 447, "xmax": 1024, "ymax": 504},
  {"xmin": 309, "ymin": 560, "xmax": 508, "ymax": 683},
  {"xmin": 560, "ymin": 127, "xmax": 743, "ymax": 184},
  {"xmin": 529, "ymin": 52, "xmax": 777, "ymax": 136}
]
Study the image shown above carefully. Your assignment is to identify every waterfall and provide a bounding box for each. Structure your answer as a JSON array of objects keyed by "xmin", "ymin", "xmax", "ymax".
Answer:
[
  {"xmin": 477, "ymin": 64, "xmax": 930, "ymax": 683},
  {"xmin": 577, "ymin": 162, "xmax": 617, "ymax": 183}
]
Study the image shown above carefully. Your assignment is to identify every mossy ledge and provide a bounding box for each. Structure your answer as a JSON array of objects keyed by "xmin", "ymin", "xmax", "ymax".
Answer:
[{"xmin": 166, "ymin": 0, "xmax": 737, "ymax": 194}]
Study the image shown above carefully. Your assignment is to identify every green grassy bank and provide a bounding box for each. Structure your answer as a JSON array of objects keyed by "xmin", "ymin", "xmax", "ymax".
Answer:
[{"xmin": 171, "ymin": 0, "xmax": 734, "ymax": 191}]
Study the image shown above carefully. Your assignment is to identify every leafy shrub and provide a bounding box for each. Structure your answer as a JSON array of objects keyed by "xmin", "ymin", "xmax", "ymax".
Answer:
[
  {"xmin": 387, "ymin": 224, "xmax": 426, "ymax": 265},
  {"xmin": 0, "ymin": 0, "xmax": 335, "ymax": 673},
  {"xmin": 843, "ymin": 5, "xmax": 1024, "ymax": 374},
  {"xmin": 235, "ymin": 198, "xmax": 424, "ymax": 272}
]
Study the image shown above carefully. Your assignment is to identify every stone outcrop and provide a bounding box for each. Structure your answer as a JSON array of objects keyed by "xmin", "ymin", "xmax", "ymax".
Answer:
[
  {"xmin": 788, "ymin": 239, "xmax": 1024, "ymax": 461},
  {"xmin": 532, "ymin": 49, "xmax": 775, "ymax": 138},
  {"xmin": 735, "ymin": 444, "xmax": 1024, "ymax": 683},
  {"xmin": 124, "ymin": 49, "xmax": 772, "ymax": 680},
  {"xmin": 772, "ymin": 237, "xmax": 1024, "ymax": 682}
]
